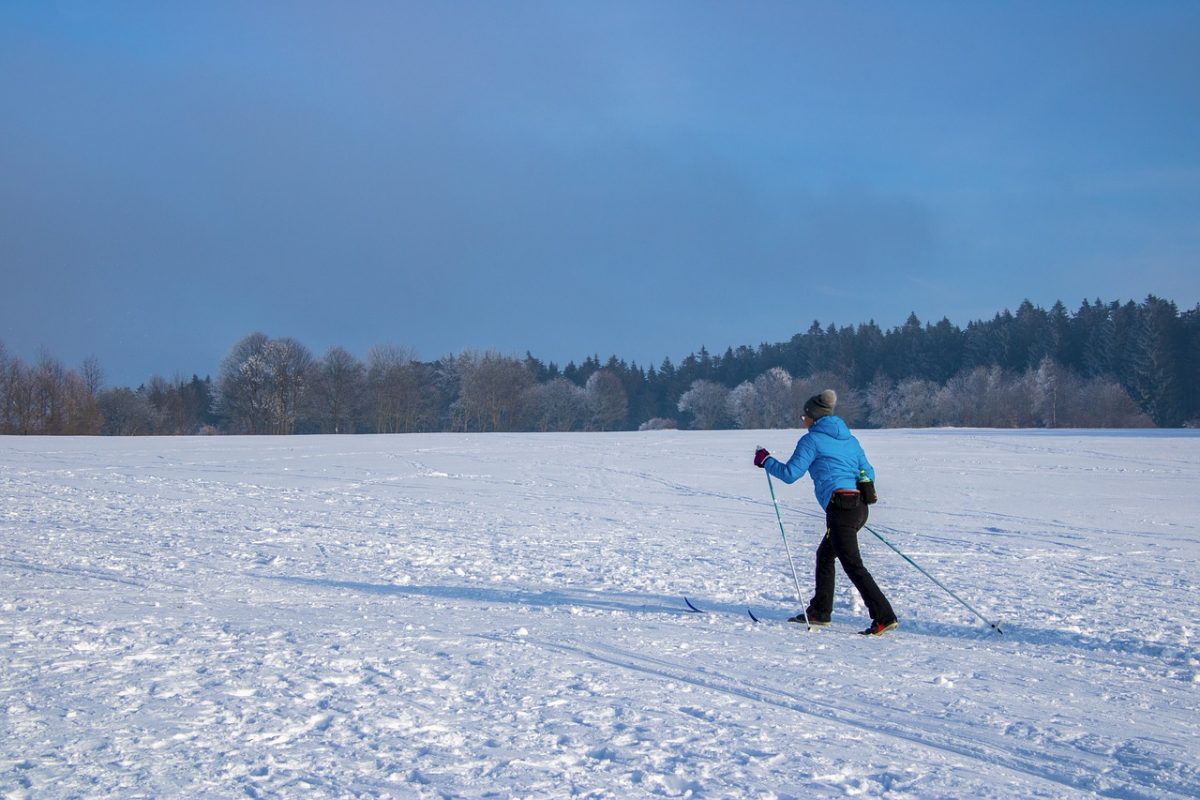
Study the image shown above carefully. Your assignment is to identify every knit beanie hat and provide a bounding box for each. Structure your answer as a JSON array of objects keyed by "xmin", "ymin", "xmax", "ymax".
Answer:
[{"xmin": 804, "ymin": 389, "xmax": 837, "ymax": 420}]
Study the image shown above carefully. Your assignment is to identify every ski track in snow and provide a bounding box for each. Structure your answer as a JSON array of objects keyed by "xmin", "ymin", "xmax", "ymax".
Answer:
[{"xmin": 1, "ymin": 430, "xmax": 1198, "ymax": 799}]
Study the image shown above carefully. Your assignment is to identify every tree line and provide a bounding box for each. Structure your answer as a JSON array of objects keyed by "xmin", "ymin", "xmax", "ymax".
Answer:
[{"xmin": 1, "ymin": 296, "xmax": 1196, "ymax": 435}]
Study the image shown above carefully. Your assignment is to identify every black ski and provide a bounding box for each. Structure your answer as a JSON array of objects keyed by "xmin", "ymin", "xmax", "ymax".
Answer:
[
  {"xmin": 687, "ymin": 598, "xmax": 913, "ymax": 636},
  {"xmin": 684, "ymin": 597, "xmax": 772, "ymax": 625}
]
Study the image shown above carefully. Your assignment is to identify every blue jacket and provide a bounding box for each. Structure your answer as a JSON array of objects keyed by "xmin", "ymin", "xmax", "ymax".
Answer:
[{"xmin": 764, "ymin": 416, "xmax": 875, "ymax": 509}]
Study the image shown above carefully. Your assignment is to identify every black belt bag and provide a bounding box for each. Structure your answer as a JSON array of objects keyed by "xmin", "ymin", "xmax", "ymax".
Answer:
[{"xmin": 829, "ymin": 491, "xmax": 862, "ymax": 510}]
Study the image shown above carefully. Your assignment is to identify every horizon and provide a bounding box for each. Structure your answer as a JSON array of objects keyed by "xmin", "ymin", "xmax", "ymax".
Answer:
[{"xmin": 3, "ymin": 293, "xmax": 1193, "ymax": 388}]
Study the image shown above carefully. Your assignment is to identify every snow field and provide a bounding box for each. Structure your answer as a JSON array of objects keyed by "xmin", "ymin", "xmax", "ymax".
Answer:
[{"xmin": 1, "ymin": 430, "xmax": 1198, "ymax": 798}]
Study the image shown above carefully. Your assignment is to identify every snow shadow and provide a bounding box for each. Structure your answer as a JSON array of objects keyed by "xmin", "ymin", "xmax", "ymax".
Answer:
[
  {"xmin": 989, "ymin": 623, "xmax": 1197, "ymax": 671},
  {"xmin": 897, "ymin": 618, "xmax": 1197, "ymax": 670},
  {"xmin": 256, "ymin": 573, "xmax": 694, "ymax": 618},
  {"xmin": 252, "ymin": 574, "xmax": 1196, "ymax": 667}
]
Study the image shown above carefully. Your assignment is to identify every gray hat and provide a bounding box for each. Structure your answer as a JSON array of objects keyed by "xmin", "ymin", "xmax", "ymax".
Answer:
[{"xmin": 804, "ymin": 389, "xmax": 837, "ymax": 420}]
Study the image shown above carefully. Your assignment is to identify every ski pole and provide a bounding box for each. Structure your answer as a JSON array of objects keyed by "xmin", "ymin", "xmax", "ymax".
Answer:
[
  {"xmin": 864, "ymin": 523, "xmax": 1003, "ymax": 634},
  {"xmin": 765, "ymin": 470, "xmax": 808, "ymax": 625}
]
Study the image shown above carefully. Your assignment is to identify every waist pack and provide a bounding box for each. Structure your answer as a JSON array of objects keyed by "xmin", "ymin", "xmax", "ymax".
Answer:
[
  {"xmin": 856, "ymin": 479, "xmax": 878, "ymax": 505},
  {"xmin": 830, "ymin": 491, "xmax": 862, "ymax": 510}
]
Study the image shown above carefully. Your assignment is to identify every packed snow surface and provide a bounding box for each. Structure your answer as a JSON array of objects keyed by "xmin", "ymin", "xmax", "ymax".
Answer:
[{"xmin": 2, "ymin": 430, "xmax": 1198, "ymax": 799}]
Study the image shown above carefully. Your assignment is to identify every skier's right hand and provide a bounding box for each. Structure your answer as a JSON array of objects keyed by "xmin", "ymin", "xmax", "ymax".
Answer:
[{"xmin": 754, "ymin": 448, "xmax": 770, "ymax": 468}]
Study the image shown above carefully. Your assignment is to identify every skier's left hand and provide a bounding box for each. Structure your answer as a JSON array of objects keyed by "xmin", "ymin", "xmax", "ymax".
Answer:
[{"xmin": 754, "ymin": 448, "xmax": 770, "ymax": 468}]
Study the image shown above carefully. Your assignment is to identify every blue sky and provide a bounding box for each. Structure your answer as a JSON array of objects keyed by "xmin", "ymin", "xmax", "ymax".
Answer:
[{"xmin": 2, "ymin": 2, "xmax": 1198, "ymax": 387}]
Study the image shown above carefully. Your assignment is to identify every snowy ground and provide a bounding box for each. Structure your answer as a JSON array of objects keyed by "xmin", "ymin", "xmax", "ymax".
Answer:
[{"xmin": 1, "ymin": 429, "xmax": 1198, "ymax": 799}]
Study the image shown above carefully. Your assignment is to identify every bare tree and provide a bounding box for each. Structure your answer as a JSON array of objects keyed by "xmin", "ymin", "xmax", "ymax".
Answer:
[
  {"xmin": 98, "ymin": 387, "xmax": 155, "ymax": 435},
  {"xmin": 0, "ymin": 346, "xmax": 116, "ymax": 435},
  {"xmin": 1070, "ymin": 378, "xmax": 1154, "ymax": 427},
  {"xmin": 263, "ymin": 338, "xmax": 313, "ymax": 435},
  {"xmin": 144, "ymin": 376, "xmax": 180, "ymax": 433},
  {"xmin": 74, "ymin": 356, "xmax": 105, "ymax": 434},
  {"xmin": 455, "ymin": 351, "xmax": 532, "ymax": 432},
  {"xmin": 81, "ymin": 356, "xmax": 104, "ymax": 397},
  {"xmin": 368, "ymin": 345, "xmax": 439, "ymax": 433},
  {"xmin": 310, "ymin": 346, "xmax": 365, "ymax": 433},
  {"xmin": 32, "ymin": 351, "xmax": 68, "ymax": 434},
  {"xmin": 2, "ymin": 355, "xmax": 34, "ymax": 434},
  {"xmin": 0, "ymin": 341, "xmax": 14, "ymax": 433}
]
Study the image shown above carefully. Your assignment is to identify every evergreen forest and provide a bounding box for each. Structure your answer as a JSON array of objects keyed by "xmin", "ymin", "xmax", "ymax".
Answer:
[{"xmin": 2, "ymin": 296, "xmax": 1197, "ymax": 435}]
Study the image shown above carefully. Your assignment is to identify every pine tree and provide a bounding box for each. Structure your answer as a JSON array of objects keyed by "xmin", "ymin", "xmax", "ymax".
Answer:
[{"xmin": 1128, "ymin": 296, "xmax": 1183, "ymax": 426}]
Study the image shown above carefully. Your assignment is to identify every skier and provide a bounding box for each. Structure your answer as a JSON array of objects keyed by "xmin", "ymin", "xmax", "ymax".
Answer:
[{"xmin": 753, "ymin": 389, "xmax": 899, "ymax": 636}]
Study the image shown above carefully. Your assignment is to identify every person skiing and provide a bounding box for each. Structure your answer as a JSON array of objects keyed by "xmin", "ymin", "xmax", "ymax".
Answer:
[{"xmin": 753, "ymin": 389, "xmax": 899, "ymax": 636}]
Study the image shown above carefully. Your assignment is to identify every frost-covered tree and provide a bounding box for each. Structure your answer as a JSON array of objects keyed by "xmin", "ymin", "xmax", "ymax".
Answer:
[
  {"xmin": 585, "ymin": 370, "xmax": 628, "ymax": 431},
  {"xmin": 218, "ymin": 333, "xmax": 312, "ymax": 434},
  {"xmin": 938, "ymin": 366, "xmax": 1003, "ymax": 427},
  {"xmin": 864, "ymin": 373, "xmax": 893, "ymax": 428},
  {"xmin": 524, "ymin": 377, "xmax": 588, "ymax": 432},
  {"xmin": 727, "ymin": 381, "xmax": 761, "ymax": 429},
  {"xmin": 937, "ymin": 366, "xmax": 1036, "ymax": 428},
  {"xmin": 678, "ymin": 379, "xmax": 730, "ymax": 430},
  {"xmin": 893, "ymin": 378, "xmax": 941, "ymax": 427},
  {"xmin": 727, "ymin": 367, "xmax": 797, "ymax": 429},
  {"xmin": 865, "ymin": 375, "xmax": 940, "ymax": 428},
  {"xmin": 755, "ymin": 367, "xmax": 796, "ymax": 428},
  {"xmin": 218, "ymin": 333, "xmax": 272, "ymax": 433},
  {"xmin": 1030, "ymin": 356, "xmax": 1063, "ymax": 428}
]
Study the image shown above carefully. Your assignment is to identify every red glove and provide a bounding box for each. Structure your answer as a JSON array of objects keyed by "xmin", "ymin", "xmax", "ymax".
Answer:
[{"xmin": 754, "ymin": 448, "xmax": 770, "ymax": 468}]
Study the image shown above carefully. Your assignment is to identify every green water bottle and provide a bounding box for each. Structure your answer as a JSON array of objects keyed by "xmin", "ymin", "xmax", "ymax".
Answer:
[{"xmin": 856, "ymin": 470, "xmax": 877, "ymax": 505}]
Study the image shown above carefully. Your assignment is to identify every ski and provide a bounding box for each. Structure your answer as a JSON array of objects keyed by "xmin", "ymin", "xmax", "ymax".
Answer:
[
  {"xmin": 688, "ymin": 598, "xmax": 913, "ymax": 636},
  {"xmin": 685, "ymin": 596, "xmax": 758, "ymax": 619},
  {"xmin": 684, "ymin": 598, "xmax": 793, "ymax": 626},
  {"xmin": 749, "ymin": 610, "xmax": 822, "ymax": 630}
]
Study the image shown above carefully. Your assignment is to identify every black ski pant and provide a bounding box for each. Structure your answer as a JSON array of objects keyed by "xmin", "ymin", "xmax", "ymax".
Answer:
[{"xmin": 807, "ymin": 497, "xmax": 896, "ymax": 625}]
